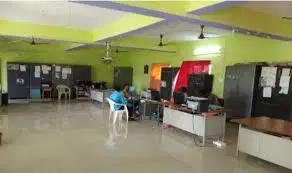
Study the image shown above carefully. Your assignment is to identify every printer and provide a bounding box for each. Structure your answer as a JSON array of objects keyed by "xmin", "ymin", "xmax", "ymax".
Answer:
[{"xmin": 186, "ymin": 97, "xmax": 209, "ymax": 113}]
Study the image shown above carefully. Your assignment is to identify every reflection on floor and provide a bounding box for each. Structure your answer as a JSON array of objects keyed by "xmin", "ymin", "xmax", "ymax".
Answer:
[{"xmin": 0, "ymin": 102, "xmax": 290, "ymax": 173}]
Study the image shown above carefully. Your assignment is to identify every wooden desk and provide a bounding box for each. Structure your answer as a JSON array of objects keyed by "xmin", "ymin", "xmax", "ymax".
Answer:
[{"xmin": 232, "ymin": 117, "xmax": 292, "ymax": 170}]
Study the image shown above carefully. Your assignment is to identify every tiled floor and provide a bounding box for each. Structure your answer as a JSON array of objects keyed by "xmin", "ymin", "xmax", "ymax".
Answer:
[{"xmin": 0, "ymin": 102, "xmax": 291, "ymax": 173}]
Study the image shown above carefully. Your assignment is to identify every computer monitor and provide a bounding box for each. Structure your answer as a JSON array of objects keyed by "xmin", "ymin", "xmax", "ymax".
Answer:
[
  {"xmin": 129, "ymin": 86, "xmax": 135, "ymax": 96},
  {"xmin": 173, "ymin": 92, "xmax": 185, "ymax": 105},
  {"xmin": 151, "ymin": 90, "xmax": 161, "ymax": 101}
]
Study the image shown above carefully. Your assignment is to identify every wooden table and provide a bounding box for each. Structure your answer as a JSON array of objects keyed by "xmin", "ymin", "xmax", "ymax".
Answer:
[{"xmin": 232, "ymin": 117, "xmax": 292, "ymax": 170}]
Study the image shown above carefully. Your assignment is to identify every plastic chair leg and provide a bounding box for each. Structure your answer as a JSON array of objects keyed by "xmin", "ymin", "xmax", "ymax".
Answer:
[{"xmin": 113, "ymin": 112, "xmax": 119, "ymax": 125}]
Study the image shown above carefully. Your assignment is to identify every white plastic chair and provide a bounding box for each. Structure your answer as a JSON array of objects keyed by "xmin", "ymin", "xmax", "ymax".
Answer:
[
  {"xmin": 56, "ymin": 84, "xmax": 71, "ymax": 101},
  {"xmin": 106, "ymin": 98, "xmax": 128, "ymax": 124}
]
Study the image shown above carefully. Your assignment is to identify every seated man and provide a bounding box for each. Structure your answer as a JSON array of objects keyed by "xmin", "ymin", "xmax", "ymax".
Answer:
[
  {"xmin": 121, "ymin": 83, "xmax": 130, "ymax": 99},
  {"xmin": 109, "ymin": 85, "xmax": 127, "ymax": 111}
]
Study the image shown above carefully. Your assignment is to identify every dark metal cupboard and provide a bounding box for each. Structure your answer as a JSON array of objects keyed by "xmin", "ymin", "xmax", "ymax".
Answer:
[
  {"xmin": 223, "ymin": 64, "xmax": 260, "ymax": 118},
  {"xmin": 7, "ymin": 63, "xmax": 31, "ymax": 99},
  {"xmin": 113, "ymin": 67, "xmax": 133, "ymax": 87},
  {"xmin": 160, "ymin": 67, "xmax": 179, "ymax": 100},
  {"xmin": 73, "ymin": 65, "xmax": 91, "ymax": 82}
]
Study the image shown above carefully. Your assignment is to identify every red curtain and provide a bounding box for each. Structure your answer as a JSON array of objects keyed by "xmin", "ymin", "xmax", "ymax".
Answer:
[{"xmin": 173, "ymin": 60, "xmax": 210, "ymax": 92}]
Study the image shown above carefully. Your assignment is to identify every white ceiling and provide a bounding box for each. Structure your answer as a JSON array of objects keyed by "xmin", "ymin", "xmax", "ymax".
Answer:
[
  {"xmin": 131, "ymin": 21, "xmax": 230, "ymax": 41},
  {"xmin": 0, "ymin": 1, "xmax": 128, "ymax": 30},
  {"xmin": 242, "ymin": 1, "xmax": 292, "ymax": 18}
]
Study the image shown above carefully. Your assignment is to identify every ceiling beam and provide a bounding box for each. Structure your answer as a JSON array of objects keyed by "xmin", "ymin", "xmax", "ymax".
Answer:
[{"xmin": 188, "ymin": 1, "xmax": 246, "ymax": 16}]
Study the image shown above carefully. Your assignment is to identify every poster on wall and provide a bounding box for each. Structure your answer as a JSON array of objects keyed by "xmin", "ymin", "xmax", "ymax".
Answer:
[
  {"xmin": 34, "ymin": 72, "xmax": 40, "ymax": 78},
  {"xmin": 55, "ymin": 66, "xmax": 61, "ymax": 72},
  {"xmin": 35, "ymin": 66, "xmax": 40, "ymax": 72},
  {"xmin": 55, "ymin": 73, "xmax": 60, "ymax": 79},
  {"xmin": 62, "ymin": 74, "xmax": 67, "ymax": 79},
  {"xmin": 20, "ymin": 65, "xmax": 26, "ymax": 72}
]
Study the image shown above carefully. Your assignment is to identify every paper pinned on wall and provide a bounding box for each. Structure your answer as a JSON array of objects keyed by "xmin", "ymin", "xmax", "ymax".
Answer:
[
  {"xmin": 34, "ymin": 72, "xmax": 40, "ymax": 78},
  {"xmin": 261, "ymin": 67, "xmax": 269, "ymax": 77},
  {"xmin": 282, "ymin": 68, "xmax": 290, "ymax": 76},
  {"xmin": 280, "ymin": 76, "xmax": 290, "ymax": 87},
  {"xmin": 161, "ymin": 81, "xmax": 166, "ymax": 87},
  {"xmin": 55, "ymin": 66, "xmax": 61, "ymax": 72},
  {"xmin": 279, "ymin": 87, "xmax": 289, "ymax": 95},
  {"xmin": 62, "ymin": 74, "xmax": 67, "ymax": 79},
  {"xmin": 55, "ymin": 73, "xmax": 60, "ymax": 79},
  {"xmin": 41, "ymin": 65, "xmax": 46, "ymax": 71},
  {"xmin": 279, "ymin": 68, "xmax": 291, "ymax": 95},
  {"xmin": 260, "ymin": 67, "xmax": 277, "ymax": 87},
  {"xmin": 35, "ymin": 66, "xmax": 40, "ymax": 72},
  {"xmin": 47, "ymin": 66, "xmax": 51, "ymax": 71},
  {"xmin": 263, "ymin": 87, "xmax": 272, "ymax": 98},
  {"xmin": 62, "ymin": 68, "xmax": 67, "ymax": 74},
  {"xmin": 20, "ymin": 65, "xmax": 26, "ymax": 72},
  {"xmin": 43, "ymin": 70, "xmax": 49, "ymax": 74},
  {"xmin": 67, "ymin": 68, "xmax": 72, "ymax": 74}
]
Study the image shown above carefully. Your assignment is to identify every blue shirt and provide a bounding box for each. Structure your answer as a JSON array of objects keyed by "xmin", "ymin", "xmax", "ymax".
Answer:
[{"xmin": 109, "ymin": 91, "xmax": 127, "ymax": 110}]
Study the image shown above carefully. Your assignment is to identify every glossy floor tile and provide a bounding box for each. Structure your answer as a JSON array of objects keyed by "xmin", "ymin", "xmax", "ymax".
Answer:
[{"xmin": 0, "ymin": 102, "xmax": 291, "ymax": 173}]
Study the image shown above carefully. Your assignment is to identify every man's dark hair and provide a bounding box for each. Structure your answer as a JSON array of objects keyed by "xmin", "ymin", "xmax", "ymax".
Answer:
[
  {"xmin": 179, "ymin": 86, "xmax": 187, "ymax": 93},
  {"xmin": 123, "ymin": 83, "xmax": 130, "ymax": 89},
  {"xmin": 114, "ymin": 85, "xmax": 122, "ymax": 91}
]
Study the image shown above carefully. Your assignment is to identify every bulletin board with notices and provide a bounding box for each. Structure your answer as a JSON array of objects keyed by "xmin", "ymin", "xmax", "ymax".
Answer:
[{"xmin": 260, "ymin": 66, "xmax": 292, "ymax": 98}]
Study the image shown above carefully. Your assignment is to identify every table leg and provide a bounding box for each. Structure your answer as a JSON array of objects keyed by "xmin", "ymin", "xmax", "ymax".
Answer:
[
  {"xmin": 236, "ymin": 124, "xmax": 241, "ymax": 157},
  {"xmin": 142, "ymin": 102, "xmax": 146, "ymax": 120},
  {"xmin": 157, "ymin": 104, "xmax": 160, "ymax": 126}
]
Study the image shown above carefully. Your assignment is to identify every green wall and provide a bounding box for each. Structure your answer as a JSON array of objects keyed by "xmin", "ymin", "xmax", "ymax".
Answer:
[
  {"xmin": 2, "ymin": 33, "xmax": 292, "ymax": 98},
  {"xmin": 118, "ymin": 34, "xmax": 292, "ymax": 98}
]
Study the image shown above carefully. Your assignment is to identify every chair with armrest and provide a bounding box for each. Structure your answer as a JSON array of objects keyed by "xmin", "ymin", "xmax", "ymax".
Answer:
[
  {"xmin": 56, "ymin": 84, "xmax": 71, "ymax": 101},
  {"xmin": 106, "ymin": 98, "xmax": 128, "ymax": 124}
]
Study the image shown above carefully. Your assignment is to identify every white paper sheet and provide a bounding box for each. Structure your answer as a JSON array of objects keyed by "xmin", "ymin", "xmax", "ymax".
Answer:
[
  {"xmin": 161, "ymin": 81, "xmax": 166, "ymax": 87},
  {"xmin": 263, "ymin": 87, "xmax": 272, "ymax": 98},
  {"xmin": 41, "ymin": 65, "xmax": 46, "ymax": 71},
  {"xmin": 62, "ymin": 68, "xmax": 67, "ymax": 74},
  {"xmin": 43, "ymin": 70, "xmax": 49, "ymax": 74},
  {"xmin": 55, "ymin": 73, "xmax": 60, "ymax": 79},
  {"xmin": 67, "ymin": 68, "xmax": 72, "ymax": 74},
  {"xmin": 34, "ymin": 72, "xmax": 40, "ymax": 78},
  {"xmin": 47, "ymin": 66, "xmax": 51, "ymax": 71},
  {"xmin": 62, "ymin": 74, "xmax": 67, "ymax": 79},
  {"xmin": 261, "ymin": 67, "xmax": 269, "ymax": 77},
  {"xmin": 280, "ymin": 76, "xmax": 290, "ymax": 87},
  {"xmin": 35, "ymin": 66, "xmax": 40, "ymax": 72},
  {"xmin": 260, "ymin": 67, "xmax": 277, "ymax": 87},
  {"xmin": 282, "ymin": 68, "xmax": 290, "ymax": 76},
  {"xmin": 20, "ymin": 65, "xmax": 26, "ymax": 72},
  {"xmin": 279, "ymin": 87, "xmax": 289, "ymax": 95},
  {"xmin": 56, "ymin": 66, "xmax": 61, "ymax": 72}
]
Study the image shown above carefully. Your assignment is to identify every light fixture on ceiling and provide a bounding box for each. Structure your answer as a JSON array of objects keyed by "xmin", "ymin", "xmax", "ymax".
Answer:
[{"xmin": 193, "ymin": 45, "xmax": 222, "ymax": 55}]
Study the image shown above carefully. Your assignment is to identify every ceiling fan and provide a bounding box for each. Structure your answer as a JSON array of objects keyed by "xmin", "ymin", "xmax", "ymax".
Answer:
[
  {"xmin": 102, "ymin": 41, "xmax": 113, "ymax": 64},
  {"xmin": 282, "ymin": 17, "xmax": 292, "ymax": 20},
  {"xmin": 158, "ymin": 33, "xmax": 168, "ymax": 47},
  {"xmin": 198, "ymin": 25, "xmax": 206, "ymax": 39},
  {"xmin": 115, "ymin": 48, "xmax": 129, "ymax": 54},
  {"xmin": 7, "ymin": 36, "xmax": 49, "ymax": 45}
]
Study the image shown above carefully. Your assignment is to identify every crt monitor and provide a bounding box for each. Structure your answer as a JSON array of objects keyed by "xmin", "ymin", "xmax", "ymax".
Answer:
[
  {"xmin": 151, "ymin": 90, "xmax": 161, "ymax": 101},
  {"xmin": 173, "ymin": 92, "xmax": 185, "ymax": 105}
]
